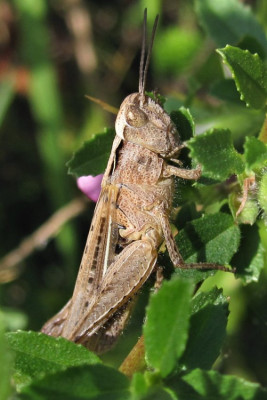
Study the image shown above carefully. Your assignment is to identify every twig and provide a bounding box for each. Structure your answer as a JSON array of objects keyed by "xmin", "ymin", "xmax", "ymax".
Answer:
[
  {"xmin": 85, "ymin": 94, "xmax": 118, "ymax": 114},
  {"xmin": 0, "ymin": 197, "xmax": 88, "ymax": 283},
  {"xmin": 119, "ymin": 335, "xmax": 146, "ymax": 378},
  {"xmin": 63, "ymin": 0, "xmax": 97, "ymax": 75}
]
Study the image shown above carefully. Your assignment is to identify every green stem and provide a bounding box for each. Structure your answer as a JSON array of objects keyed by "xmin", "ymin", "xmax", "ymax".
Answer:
[{"xmin": 258, "ymin": 112, "xmax": 267, "ymax": 143}]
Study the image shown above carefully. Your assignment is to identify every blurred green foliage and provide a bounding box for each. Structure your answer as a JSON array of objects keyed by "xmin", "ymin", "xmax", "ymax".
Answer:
[{"xmin": 0, "ymin": 0, "xmax": 267, "ymax": 398}]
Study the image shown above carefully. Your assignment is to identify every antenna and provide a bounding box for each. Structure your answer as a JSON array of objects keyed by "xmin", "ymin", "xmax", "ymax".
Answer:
[
  {"xmin": 139, "ymin": 9, "xmax": 147, "ymax": 94},
  {"xmin": 139, "ymin": 9, "xmax": 159, "ymax": 96}
]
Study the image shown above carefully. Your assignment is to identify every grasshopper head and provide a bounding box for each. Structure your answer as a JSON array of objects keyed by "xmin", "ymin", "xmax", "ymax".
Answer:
[
  {"xmin": 115, "ymin": 11, "xmax": 181, "ymax": 158},
  {"xmin": 115, "ymin": 92, "xmax": 181, "ymax": 158}
]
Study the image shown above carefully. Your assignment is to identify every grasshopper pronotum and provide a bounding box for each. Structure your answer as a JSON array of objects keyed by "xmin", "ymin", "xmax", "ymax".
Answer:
[{"xmin": 42, "ymin": 10, "xmax": 231, "ymax": 353}]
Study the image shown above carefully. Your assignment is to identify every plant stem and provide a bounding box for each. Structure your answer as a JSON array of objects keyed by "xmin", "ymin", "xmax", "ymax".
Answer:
[
  {"xmin": 0, "ymin": 197, "xmax": 88, "ymax": 283},
  {"xmin": 119, "ymin": 335, "xmax": 146, "ymax": 378}
]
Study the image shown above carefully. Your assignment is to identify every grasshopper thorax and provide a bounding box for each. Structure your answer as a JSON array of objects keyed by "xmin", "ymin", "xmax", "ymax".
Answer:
[{"xmin": 115, "ymin": 92, "xmax": 181, "ymax": 158}]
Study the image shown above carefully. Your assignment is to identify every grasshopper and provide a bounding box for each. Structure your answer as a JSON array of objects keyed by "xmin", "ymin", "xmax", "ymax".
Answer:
[{"xmin": 42, "ymin": 10, "xmax": 230, "ymax": 353}]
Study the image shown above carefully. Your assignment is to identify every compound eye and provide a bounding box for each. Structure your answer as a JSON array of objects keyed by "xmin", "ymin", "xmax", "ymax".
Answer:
[{"xmin": 125, "ymin": 105, "xmax": 148, "ymax": 128}]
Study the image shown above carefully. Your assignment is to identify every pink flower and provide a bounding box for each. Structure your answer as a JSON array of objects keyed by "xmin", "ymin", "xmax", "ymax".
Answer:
[{"xmin": 77, "ymin": 174, "xmax": 103, "ymax": 202}]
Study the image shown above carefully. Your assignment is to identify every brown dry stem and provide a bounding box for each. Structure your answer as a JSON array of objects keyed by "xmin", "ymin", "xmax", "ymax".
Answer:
[
  {"xmin": 85, "ymin": 94, "xmax": 119, "ymax": 115},
  {"xmin": 119, "ymin": 335, "xmax": 146, "ymax": 378},
  {"xmin": 0, "ymin": 197, "xmax": 88, "ymax": 283}
]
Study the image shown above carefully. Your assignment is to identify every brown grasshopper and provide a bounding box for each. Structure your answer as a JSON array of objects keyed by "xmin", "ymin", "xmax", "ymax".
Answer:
[{"xmin": 42, "ymin": 11, "xmax": 230, "ymax": 353}]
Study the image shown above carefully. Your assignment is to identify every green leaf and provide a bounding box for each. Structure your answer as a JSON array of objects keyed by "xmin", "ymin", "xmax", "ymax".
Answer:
[
  {"xmin": 130, "ymin": 373, "xmax": 177, "ymax": 400},
  {"xmin": 188, "ymin": 128, "xmax": 245, "ymax": 181},
  {"xmin": 217, "ymin": 46, "xmax": 267, "ymax": 109},
  {"xmin": 210, "ymin": 79, "xmax": 241, "ymax": 104},
  {"xmin": 229, "ymin": 191, "xmax": 259, "ymax": 225},
  {"xmin": 19, "ymin": 364, "xmax": 130, "ymax": 400},
  {"xmin": 195, "ymin": 0, "xmax": 267, "ymax": 54},
  {"xmin": 195, "ymin": 52, "xmax": 225, "ymax": 87},
  {"xmin": 169, "ymin": 212, "xmax": 239, "ymax": 283},
  {"xmin": 170, "ymin": 107, "xmax": 195, "ymax": 142},
  {"xmin": 144, "ymin": 278, "xmax": 193, "ymax": 378},
  {"xmin": 153, "ymin": 27, "xmax": 202, "ymax": 75},
  {"xmin": 176, "ymin": 212, "xmax": 240, "ymax": 265},
  {"xmin": 231, "ymin": 225, "xmax": 265, "ymax": 283},
  {"xmin": 168, "ymin": 368, "xmax": 267, "ymax": 400},
  {"xmin": 181, "ymin": 288, "xmax": 229, "ymax": 370},
  {"xmin": 0, "ymin": 313, "xmax": 14, "ymax": 400},
  {"xmin": 1, "ymin": 308, "xmax": 28, "ymax": 331},
  {"xmin": 140, "ymin": 387, "xmax": 177, "ymax": 400},
  {"xmin": 258, "ymin": 221, "xmax": 267, "ymax": 265},
  {"xmin": 131, "ymin": 372, "xmax": 148, "ymax": 399},
  {"xmin": 67, "ymin": 128, "xmax": 115, "ymax": 177},
  {"xmin": 191, "ymin": 103, "xmax": 265, "ymax": 146},
  {"xmin": 170, "ymin": 267, "xmax": 217, "ymax": 285},
  {"xmin": 244, "ymin": 136, "xmax": 267, "ymax": 170},
  {"xmin": 147, "ymin": 91, "xmax": 166, "ymax": 107},
  {"xmin": 6, "ymin": 331, "xmax": 100, "ymax": 388}
]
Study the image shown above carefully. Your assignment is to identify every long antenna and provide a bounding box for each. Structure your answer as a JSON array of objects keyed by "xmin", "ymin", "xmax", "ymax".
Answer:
[
  {"xmin": 139, "ymin": 9, "xmax": 147, "ymax": 94},
  {"xmin": 139, "ymin": 10, "xmax": 159, "ymax": 95}
]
